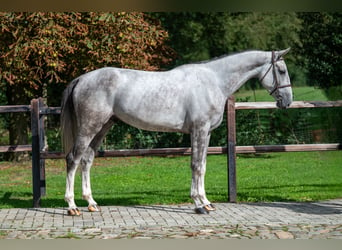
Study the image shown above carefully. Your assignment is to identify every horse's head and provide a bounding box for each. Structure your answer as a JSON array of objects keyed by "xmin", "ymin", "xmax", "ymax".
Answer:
[{"xmin": 259, "ymin": 48, "xmax": 293, "ymax": 109}]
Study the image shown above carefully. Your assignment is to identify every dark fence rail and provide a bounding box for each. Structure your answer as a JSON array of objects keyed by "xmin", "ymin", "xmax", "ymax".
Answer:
[
  {"xmin": 0, "ymin": 105, "xmax": 31, "ymax": 113},
  {"xmin": 0, "ymin": 97, "xmax": 341, "ymax": 207},
  {"xmin": 0, "ymin": 145, "xmax": 32, "ymax": 153}
]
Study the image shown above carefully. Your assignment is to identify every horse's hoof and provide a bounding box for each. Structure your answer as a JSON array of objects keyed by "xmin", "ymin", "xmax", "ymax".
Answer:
[
  {"xmin": 67, "ymin": 208, "xmax": 81, "ymax": 216},
  {"xmin": 194, "ymin": 207, "xmax": 209, "ymax": 214},
  {"xmin": 204, "ymin": 204, "xmax": 216, "ymax": 212},
  {"xmin": 88, "ymin": 204, "xmax": 101, "ymax": 212}
]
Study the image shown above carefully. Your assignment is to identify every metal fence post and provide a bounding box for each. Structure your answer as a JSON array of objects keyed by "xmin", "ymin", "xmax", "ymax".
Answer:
[{"xmin": 226, "ymin": 96, "xmax": 237, "ymax": 202}]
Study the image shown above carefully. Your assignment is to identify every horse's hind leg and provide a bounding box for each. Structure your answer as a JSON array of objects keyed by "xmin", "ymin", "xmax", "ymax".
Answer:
[
  {"xmin": 65, "ymin": 136, "xmax": 93, "ymax": 216},
  {"xmin": 65, "ymin": 116, "xmax": 114, "ymax": 216},
  {"xmin": 80, "ymin": 118, "xmax": 115, "ymax": 212},
  {"xmin": 80, "ymin": 147, "xmax": 97, "ymax": 212},
  {"xmin": 65, "ymin": 156, "xmax": 79, "ymax": 215}
]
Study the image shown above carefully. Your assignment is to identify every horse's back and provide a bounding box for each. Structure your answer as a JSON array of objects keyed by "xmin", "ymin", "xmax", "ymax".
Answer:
[{"xmin": 71, "ymin": 66, "xmax": 225, "ymax": 133}]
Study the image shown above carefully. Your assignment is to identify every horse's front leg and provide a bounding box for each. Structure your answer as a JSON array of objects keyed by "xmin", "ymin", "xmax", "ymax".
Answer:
[{"xmin": 190, "ymin": 125, "xmax": 216, "ymax": 214}]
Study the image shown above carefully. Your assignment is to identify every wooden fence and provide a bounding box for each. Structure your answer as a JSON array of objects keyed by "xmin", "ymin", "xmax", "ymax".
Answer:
[{"xmin": 1, "ymin": 97, "xmax": 341, "ymax": 207}]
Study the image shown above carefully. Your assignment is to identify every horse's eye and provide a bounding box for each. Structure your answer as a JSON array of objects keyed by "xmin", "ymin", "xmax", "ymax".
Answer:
[{"xmin": 276, "ymin": 64, "xmax": 286, "ymax": 74}]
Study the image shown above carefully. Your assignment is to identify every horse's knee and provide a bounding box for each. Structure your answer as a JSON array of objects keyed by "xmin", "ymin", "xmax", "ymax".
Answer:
[{"xmin": 191, "ymin": 163, "xmax": 206, "ymax": 175}]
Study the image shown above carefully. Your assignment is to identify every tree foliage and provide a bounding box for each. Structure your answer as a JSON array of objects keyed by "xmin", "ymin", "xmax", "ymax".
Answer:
[
  {"xmin": 153, "ymin": 12, "xmax": 304, "ymax": 88},
  {"xmin": 298, "ymin": 13, "xmax": 341, "ymax": 93},
  {"xmin": 0, "ymin": 12, "xmax": 175, "ymax": 97},
  {"xmin": 0, "ymin": 12, "xmax": 175, "ymax": 160},
  {"xmin": 154, "ymin": 13, "xmax": 301, "ymax": 60}
]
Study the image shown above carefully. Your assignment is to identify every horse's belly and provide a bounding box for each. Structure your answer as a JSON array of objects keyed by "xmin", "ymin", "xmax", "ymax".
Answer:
[{"xmin": 114, "ymin": 107, "xmax": 188, "ymax": 133}]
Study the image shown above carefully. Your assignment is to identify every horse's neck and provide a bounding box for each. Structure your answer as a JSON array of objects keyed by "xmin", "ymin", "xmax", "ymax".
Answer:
[{"xmin": 206, "ymin": 51, "xmax": 269, "ymax": 97}]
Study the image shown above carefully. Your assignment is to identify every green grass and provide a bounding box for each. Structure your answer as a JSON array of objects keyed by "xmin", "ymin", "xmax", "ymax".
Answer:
[
  {"xmin": 0, "ymin": 151, "xmax": 341, "ymax": 209},
  {"xmin": 235, "ymin": 86, "xmax": 329, "ymax": 102}
]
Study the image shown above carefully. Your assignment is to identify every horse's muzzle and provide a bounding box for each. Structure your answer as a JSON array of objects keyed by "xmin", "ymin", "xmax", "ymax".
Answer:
[{"xmin": 276, "ymin": 99, "xmax": 292, "ymax": 109}]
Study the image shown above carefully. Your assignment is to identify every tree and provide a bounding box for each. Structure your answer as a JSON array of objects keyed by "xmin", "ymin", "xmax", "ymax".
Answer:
[
  {"xmin": 0, "ymin": 12, "xmax": 175, "ymax": 160},
  {"xmin": 298, "ymin": 12, "xmax": 341, "ymax": 99},
  {"xmin": 154, "ymin": 12, "xmax": 304, "ymax": 87},
  {"xmin": 297, "ymin": 13, "xmax": 341, "ymax": 143},
  {"xmin": 151, "ymin": 12, "xmax": 231, "ymax": 65}
]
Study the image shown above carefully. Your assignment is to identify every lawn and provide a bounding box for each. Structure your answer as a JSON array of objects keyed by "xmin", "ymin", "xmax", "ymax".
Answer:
[
  {"xmin": 0, "ymin": 151, "xmax": 341, "ymax": 209},
  {"xmin": 235, "ymin": 86, "xmax": 330, "ymax": 102}
]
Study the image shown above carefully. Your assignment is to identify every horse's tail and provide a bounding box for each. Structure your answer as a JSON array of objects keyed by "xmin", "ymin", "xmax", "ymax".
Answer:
[{"xmin": 60, "ymin": 78, "xmax": 79, "ymax": 155}]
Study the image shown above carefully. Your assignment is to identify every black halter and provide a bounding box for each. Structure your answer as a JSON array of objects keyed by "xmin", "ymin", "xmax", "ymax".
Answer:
[{"xmin": 260, "ymin": 51, "xmax": 291, "ymax": 96}]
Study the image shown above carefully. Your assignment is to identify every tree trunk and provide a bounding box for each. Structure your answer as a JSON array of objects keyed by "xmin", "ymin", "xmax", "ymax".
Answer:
[{"xmin": 4, "ymin": 83, "xmax": 30, "ymax": 161}]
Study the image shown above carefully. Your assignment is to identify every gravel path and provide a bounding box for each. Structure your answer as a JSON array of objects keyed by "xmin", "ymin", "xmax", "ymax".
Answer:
[{"xmin": 1, "ymin": 199, "xmax": 341, "ymax": 239}]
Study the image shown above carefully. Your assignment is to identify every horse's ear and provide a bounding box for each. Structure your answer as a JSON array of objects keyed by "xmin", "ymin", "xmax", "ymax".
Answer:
[{"xmin": 276, "ymin": 48, "xmax": 291, "ymax": 60}]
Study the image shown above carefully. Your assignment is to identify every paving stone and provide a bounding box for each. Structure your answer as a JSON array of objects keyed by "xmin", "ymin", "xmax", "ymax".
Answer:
[
  {"xmin": 275, "ymin": 231, "xmax": 295, "ymax": 239},
  {"xmin": 84, "ymin": 227, "xmax": 101, "ymax": 233},
  {"xmin": 1, "ymin": 199, "xmax": 342, "ymax": 239}
]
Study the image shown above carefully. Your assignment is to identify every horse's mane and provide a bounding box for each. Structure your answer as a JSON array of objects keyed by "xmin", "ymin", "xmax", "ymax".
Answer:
[{"xmin": 191, "ymin": 49, "xmax": 261, "ymax": 65}]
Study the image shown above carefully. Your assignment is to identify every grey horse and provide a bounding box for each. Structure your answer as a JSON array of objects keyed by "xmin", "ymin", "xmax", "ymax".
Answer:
[{"xmin": 61, "ymin": 49, "xmax": 292, "ymax": 215}]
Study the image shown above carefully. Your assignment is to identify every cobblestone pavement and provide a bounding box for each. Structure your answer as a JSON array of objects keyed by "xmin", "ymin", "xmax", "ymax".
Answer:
[{"xmin": 1, "ymin": 199, "xmax": 341, "ymax": 239}]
